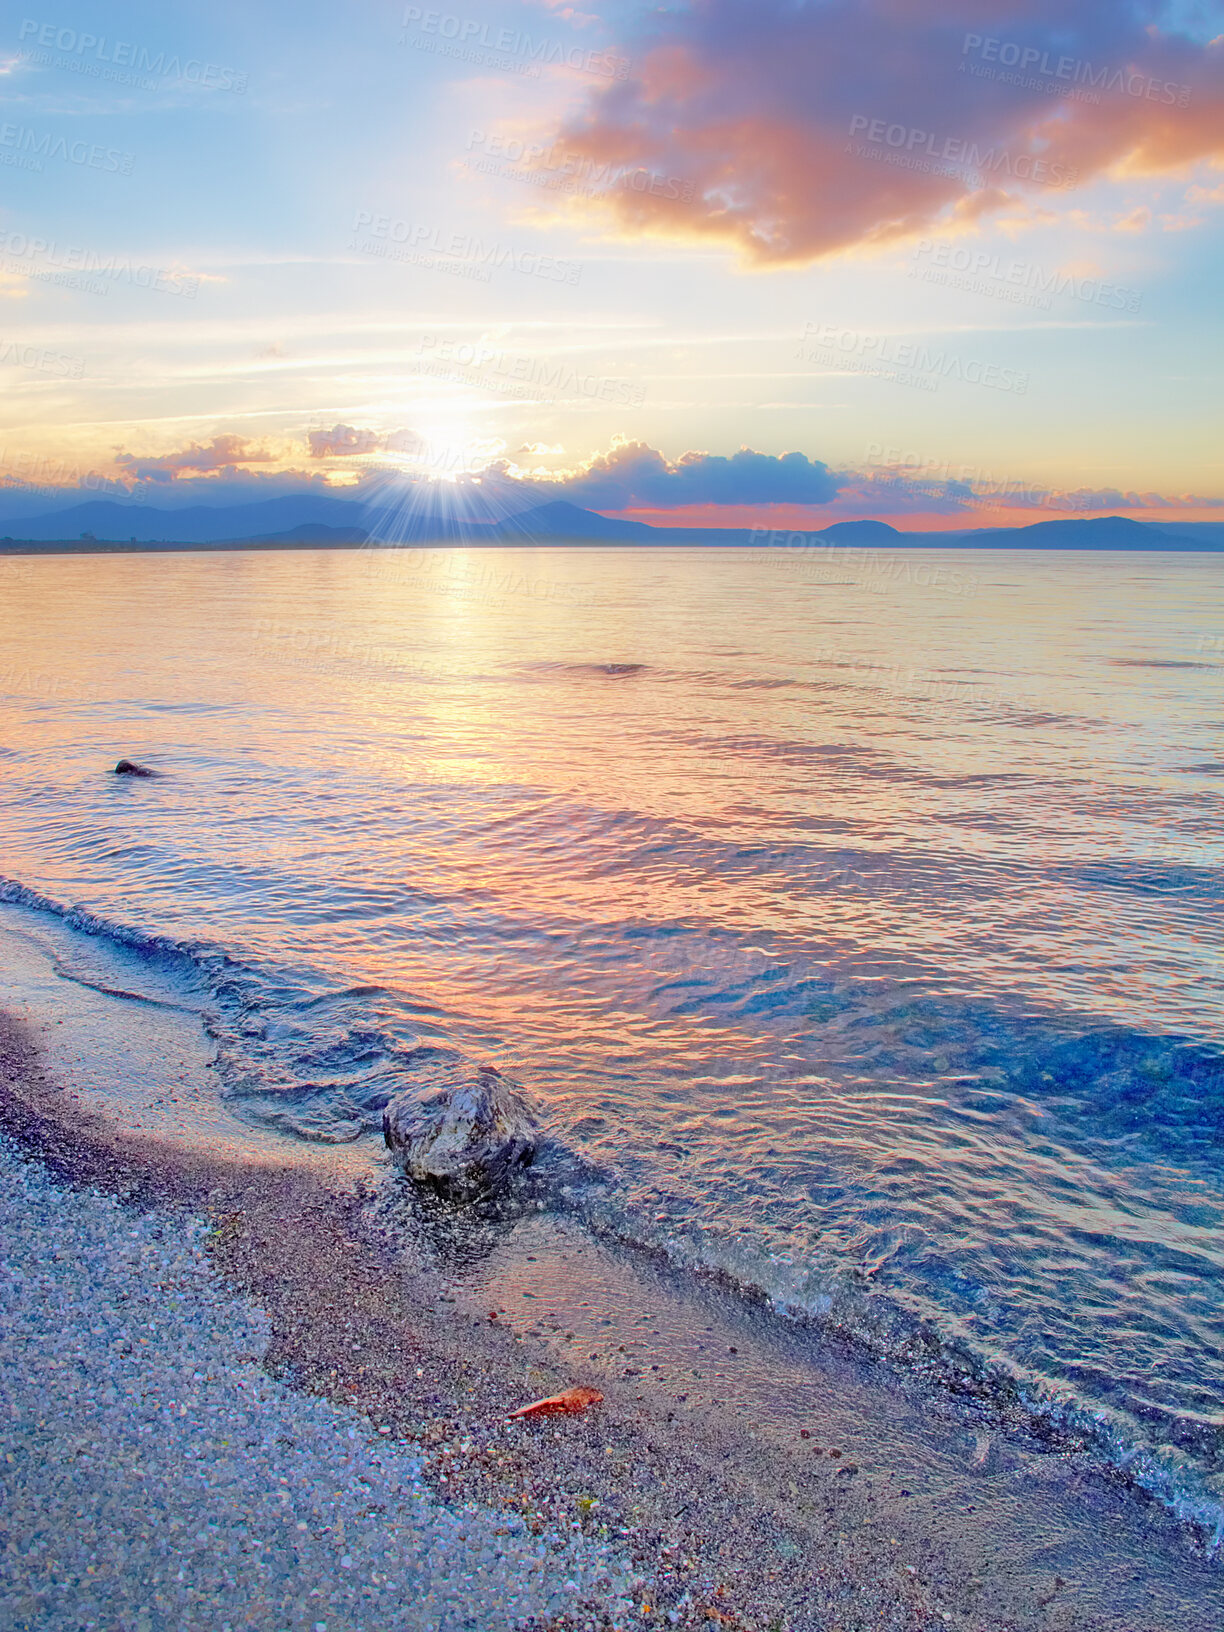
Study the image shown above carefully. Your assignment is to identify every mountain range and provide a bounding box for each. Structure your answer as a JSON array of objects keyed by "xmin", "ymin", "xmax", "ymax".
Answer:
[{"xmin": 1, "ymin": 494, "xmax": 1222, "ymax": 551}]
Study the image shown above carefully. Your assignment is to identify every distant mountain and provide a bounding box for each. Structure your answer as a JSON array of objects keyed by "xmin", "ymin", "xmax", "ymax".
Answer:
[
  {"xmin": 1146, "ymin": 521, "xmax": 1224, "ymax": 547},
  {"xmin": 946, "ymin": 515, "xmax": 1190, "ymax": 550},
  {"xmin": 233, "ymin": 522, "xmax": 369, "ymax": 545},
  {"xmin": 2, "ymin": 501, "xmax": 1222, "ymax": 552},
  {"xmin": 817, "ymin": 519, "xmax": 902, "ymax": 543},
  {"xmin": 0, "ymin": 494, "xmax": 656, "ymax": 545},
  {"xmin": 492, "ymin": 500, "xmax": 656, "ymax": 540},
  {"xmin": 359, "ymin": 499, "xmax": 656, "ymax": 544},
  {"xmin": 0, "ymin": 495, "xmax": 365, "ymax": 543}
]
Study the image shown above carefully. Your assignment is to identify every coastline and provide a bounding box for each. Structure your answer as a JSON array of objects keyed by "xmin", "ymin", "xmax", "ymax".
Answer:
[
  {"xmin": 3, "ymin": 536, "xmax": 1224, "ymax": 555},
  {"xmin": 0, "ymin": 1117, "xmax": 635, "ymax": 1631},
  {"xmin": 0, "ymin": 1008, "xmax": 957, "ymax": 1632},
  {"xmin": 3, "ymin": 1007, "xmax": 1223, "ymax": 1629}
]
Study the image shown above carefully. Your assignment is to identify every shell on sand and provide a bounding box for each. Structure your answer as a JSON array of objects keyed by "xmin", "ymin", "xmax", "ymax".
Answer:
[{"xmin": 507, "ymin": 1386, "xmax": 604, "ymax": 1420}]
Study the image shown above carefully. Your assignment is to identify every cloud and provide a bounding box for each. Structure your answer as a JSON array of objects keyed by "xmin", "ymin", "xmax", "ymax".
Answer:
[
  {"xmin": 114, "ymin": 434, "xmax": 276, "ymax": 483},
  {"xmin": 539, "ymin": 0, "xmax": 1224, "ymax": 263},
  {"xmin": 5, "ymin": 439, "xmax": 1222, "ymax": 524},
  {"xmin": 308, "ymin": 423, "xmax": 382, "ymax": 458},
  {"xmin": 384, "ymin": 428, "xmax": 426, "ymax": 455},
  {"xmin": 519, "ymin": 438, "xmax": 841, "ymax": 507},
  {"xmin": 119, "ymin": 469, "xmax": 344, "ymax": 506},
  {"xmin": 307, "ymin": 425, "xmax": 475, "ymax": 463},
  {"xmin": 845, "ymin": 463, "xmax": 1224, "ymax": 519}
]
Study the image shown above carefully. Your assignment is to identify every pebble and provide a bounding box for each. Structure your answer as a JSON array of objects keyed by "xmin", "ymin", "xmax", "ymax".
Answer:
[{"xmin": 0, "ymin": 1136, "xmax": 638, "ymax": 1629}]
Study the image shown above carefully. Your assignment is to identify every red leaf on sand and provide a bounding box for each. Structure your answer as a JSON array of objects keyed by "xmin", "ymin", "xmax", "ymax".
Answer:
[{"xmin": 507, "ymin": 1386, "xmax": 604, "ymax": 1420}]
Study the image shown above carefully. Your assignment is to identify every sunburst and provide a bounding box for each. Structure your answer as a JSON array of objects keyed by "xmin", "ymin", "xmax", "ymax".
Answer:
[{"xmin": 360, "ymin": 437, "xmax": 548, "ymax": 544}]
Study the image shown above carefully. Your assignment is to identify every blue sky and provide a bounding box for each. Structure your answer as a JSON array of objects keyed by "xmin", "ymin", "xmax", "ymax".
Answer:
[{"xmin": 1, "ymin": 0, "xmax": 1222, "ymax": 529}]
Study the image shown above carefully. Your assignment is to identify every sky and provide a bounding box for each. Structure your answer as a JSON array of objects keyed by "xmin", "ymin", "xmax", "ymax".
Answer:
[{"xmin": 0, "ymin": 0, "xmax": 1222, "ymax": 532}]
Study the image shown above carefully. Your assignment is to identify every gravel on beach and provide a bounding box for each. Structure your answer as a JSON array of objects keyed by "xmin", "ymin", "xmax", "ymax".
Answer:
[
  {"xmin": 0, "ymin": 1133, "xmax": 639, "ymax": 1631},
  {"xmin": 10, "ymin": 1002, "xmax": 1204, "ymax": 1632}
]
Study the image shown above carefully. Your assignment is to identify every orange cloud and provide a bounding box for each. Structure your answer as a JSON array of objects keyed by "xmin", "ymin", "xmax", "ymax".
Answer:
[
  {"xmin": 535, "ymin": 1, "xmax": 1224, "ymax": 263},
  {"xmin": 114, "ymin": 435, "xmax": 276, "ymax": 483}
]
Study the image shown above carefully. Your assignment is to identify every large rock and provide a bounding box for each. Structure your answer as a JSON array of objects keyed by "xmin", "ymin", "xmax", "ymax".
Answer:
[{"xmin": 382, "ymin": 1066, "xmax": 540, "ymax": 1200}]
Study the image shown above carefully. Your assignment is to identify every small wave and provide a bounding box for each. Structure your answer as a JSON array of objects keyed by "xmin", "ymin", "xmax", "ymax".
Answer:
[
  {"xmin": 513, "ymin": 660, "xmax": 650, "ymax": 680},
  {"xmin": 560, "ymin": 1180, "xmax": 1224, "ymax": 1552},
  {"xmin": 998, "ymin": 710, "xmax": 1087, "ymax": 728},
  {"xmin": 1059, "ymin": 860, "xmax": 1223, "ymax": 902},
  {"xmin": 1110, "ymin": 658, "xmax": 1217, "ymax": 671},
  {"xmin": 0, "ymin": 877, "xmax": 452, "ymax": 1147},
  {"xmin": 0, "ymin": 877, "xmax": 208, "ymax": 975},
  {"xmin": 6, "ymin": 872, "xmax": 1224, "ymax": 1547}
]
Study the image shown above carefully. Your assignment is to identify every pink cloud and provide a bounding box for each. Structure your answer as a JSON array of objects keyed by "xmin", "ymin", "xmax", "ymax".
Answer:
[
  {"xmin": 541, "ymin": 1, "xmax": 1224, "ymax": 262},
  {"xmin": 308, "ymin": 423, "xmax": 382, "ymax": 459},
  {"xmin": 114, "ymin": 435, "xmax": 276, "ymax": 483}
]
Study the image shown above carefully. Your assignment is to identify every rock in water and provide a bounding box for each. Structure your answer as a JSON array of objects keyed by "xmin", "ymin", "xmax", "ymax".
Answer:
[
  {"xmin": 382, "ymin": 1067, "xmax": 539, "ymax": 1200},
  {"xmin": 113, "ymin": 759, "xmax": 155, "ymax": 777}
]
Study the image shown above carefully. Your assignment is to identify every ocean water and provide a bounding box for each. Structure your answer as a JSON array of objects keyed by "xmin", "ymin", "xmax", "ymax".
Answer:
[{"xmin": 2, "ymin": 543, "xmax": 1222, "ymax": 1536}]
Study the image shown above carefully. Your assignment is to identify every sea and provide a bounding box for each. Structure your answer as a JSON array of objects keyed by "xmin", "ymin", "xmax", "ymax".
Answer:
[{"xmin": 2, "ymin": 542, "xmax": 1222, "ymax": 1544}]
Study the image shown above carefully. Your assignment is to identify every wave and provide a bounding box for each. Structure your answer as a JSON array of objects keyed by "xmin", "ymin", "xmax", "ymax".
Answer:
[
  {"xmin": 0, "ymin": 876, "xmax": 458, "ymax": 1144},
  {"xmin": 513, "ymin": 660, "xmax": 651, "ymax": 679},
  {"xmin": 558, "ymin": 1177, "xmax": 1224, "ymax": 1552},
  {"xmin": 1110, "ymin": 658, "xmax": 1217, "ymax": 671}
]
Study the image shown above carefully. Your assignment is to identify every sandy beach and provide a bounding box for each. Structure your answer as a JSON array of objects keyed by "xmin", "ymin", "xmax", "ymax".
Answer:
[
  {"xmin": 0, "ymin": 1007, "xmax": 956, "ymax": 1631},
  {"xmin": 3, "ymin": 1001, "xmax": 1222, "ymax": 1632}
]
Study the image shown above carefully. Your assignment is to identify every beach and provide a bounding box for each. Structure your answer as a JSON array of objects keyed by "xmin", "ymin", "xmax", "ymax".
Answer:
[
  {"xmin": 4, "ymin": 993, "xmax": 1224, "ymax": 1631},
  {"xmin": 0, "ymin": 1096, "xmax": 635, "ymax": 1631},
  {"xmin": 0, "ymin": 1006, "xmax": 962, "ymax": 1631}
]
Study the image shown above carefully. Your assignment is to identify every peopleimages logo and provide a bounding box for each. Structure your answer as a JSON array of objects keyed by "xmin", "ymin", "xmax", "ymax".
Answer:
[
  {"xmin": 0, "ymin": 122, "xmax": 133, "ymax": 173},
  {"xmin": 17, "ymin": 19, "xmax": 248, "ymax": 92},
  {"xmin": 847, "ymin": 115, "xmax": 1077, "ymax": 188},
  {"xmin": 0, "ymin": 231, "xmax": 200, "ymax": 297},
  {"xmin": 465, "ymin": 131, "xmax": 695, "ymax": 202},
  {"xmin": 960, "ymin": 34, "xmax": 1191, "ymax": 108},
  {"xmin": 0, "ymin": 338, "xmax": 85, "ymax": 377},
  {"xmin": 399, "ymin": 7, "xmax": 629, "ymax": 80},
  {"xmin": 911, "ymin": 240, "xmax": 1142, "ymax": 314},
  {"xmin": 747, "ymin": 533, "xmax": 980, "ymax": 601},
  {"xmin": 351, "ymin": 210, "xmax": 582, "ymax": 285},
  {"xmin": 416, "ymin": 336, "xmax": 645, "ymax": 406},
  {"xmin": 0, "ymin": 454, "xmax": 150, "ymax": 503},
  {"xmin": 800, "ymin": 322, "xmax": 1030, "ymax": 395},
  {"xmin": 864, "ymin": 444, "xmax": 1094, "ymax": 513}
]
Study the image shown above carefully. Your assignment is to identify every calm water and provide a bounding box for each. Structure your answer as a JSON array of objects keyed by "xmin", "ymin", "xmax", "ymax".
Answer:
[{"xmin": 2, "ymin": 544, "xmax": 1223, "ymax": 1533}]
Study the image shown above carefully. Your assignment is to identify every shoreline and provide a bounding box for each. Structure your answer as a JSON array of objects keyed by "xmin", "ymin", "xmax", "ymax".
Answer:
[
  {"xmin": 3, "ymin": 539, "xmax": 1224, "ymax": 556},
  {"xmin": 0, "ymin": 1009, "xmax": 961, "ymax": 1632},
  {"xmin": 3, "ymin": 1008, "xmax": 1223, "ymax": 1628}
]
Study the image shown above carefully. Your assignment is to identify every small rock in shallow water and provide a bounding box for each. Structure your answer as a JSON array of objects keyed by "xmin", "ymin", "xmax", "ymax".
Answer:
[{"xmin": 382, "ymin": 1066, "xmax": 539, "ymax": 1201}]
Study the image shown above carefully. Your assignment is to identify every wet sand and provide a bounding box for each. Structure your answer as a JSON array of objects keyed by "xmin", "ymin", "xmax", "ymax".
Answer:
[{"xmin": 1, "ymin": 1006, "xmax": 1221, "ymax": 1631}]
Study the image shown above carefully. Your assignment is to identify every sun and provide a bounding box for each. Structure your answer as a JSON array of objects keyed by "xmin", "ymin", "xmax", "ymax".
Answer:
[{"xmin": 359, "ymin": 437, "xmax": 545, "ymax": 543}]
